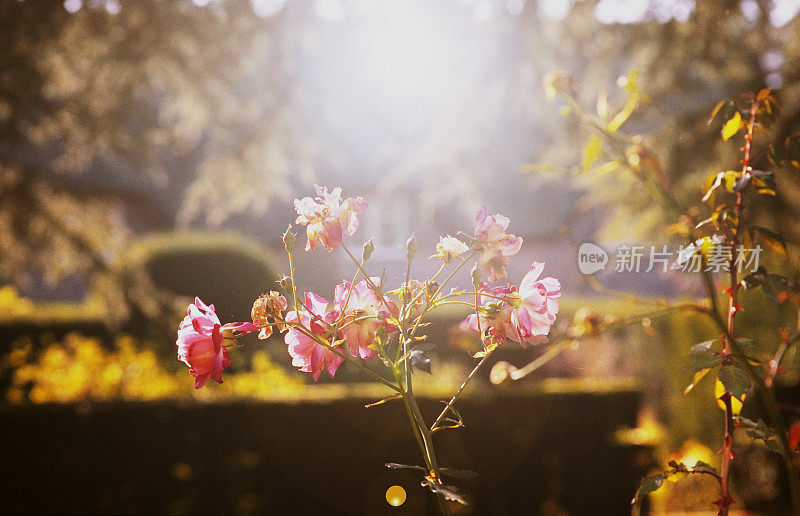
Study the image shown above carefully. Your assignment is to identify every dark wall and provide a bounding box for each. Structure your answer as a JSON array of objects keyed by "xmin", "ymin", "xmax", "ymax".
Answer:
[{"xmin": 1, "ymin": 388, "xmax": 648, "ymax": 515}]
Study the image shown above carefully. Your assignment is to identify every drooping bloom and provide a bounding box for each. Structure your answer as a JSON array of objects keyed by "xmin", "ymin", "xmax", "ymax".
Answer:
[
  {"xmin": 461, "ymin": 262, "xmax": 560, "ymax": 347},
  {"xmin": 432, "ymin": 235, "xmax": 469, "ymax": 263},
  {"xmin": 251, "ymin": 291, "xmax": 288, "ymax": 339},
  {"xmin": 284, "ymin": 292, "xmax": 344, "ymax": 381},
  {"xmin": 474, "ymin": 206, "xmax": 523, "ymax": 282},
  {"xmin": 294, "ymin": 185, "xmax": 368, "ymax": 252},
  {"xmin": 176, "ymin": 297, "xmax": 258, "ymax": 389},
  {"xmin": 334, "ymin": 279, "xmax": 397, "ymax": 359},
  {"xmin": 460, "ymin": 283, "xmax": 518, "ymax": 346},
  {"xmin": 510, "ymin": 262, "xmax": 561, "ymax": 345},
  {"xmin": 389, "ymin": 279, "xmax": 426, "ymax": 319}
]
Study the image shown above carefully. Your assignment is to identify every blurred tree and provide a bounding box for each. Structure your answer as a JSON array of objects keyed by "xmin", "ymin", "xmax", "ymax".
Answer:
[{"xmin": 2, "ymin": 0, "xmax": 800, "ymax": 328}]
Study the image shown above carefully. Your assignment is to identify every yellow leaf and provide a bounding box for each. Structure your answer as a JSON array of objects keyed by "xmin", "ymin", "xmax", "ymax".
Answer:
[
  {"xmin": 667, "ymin": 221, "xmax": 691, "ymax": 237},
  {"xmin": 722, "ymin": 112, "xmax": 742, "ymax": 141},
  {"xmin": 608, "ymin": 95, "xmax": 639, "ymax": 133},
  {"xmin": 721, "ymin": 170, "xmax": 740, "ymax": 192},
  {"xmin": 364, "ymin": 393, "xmax": 403, "ymax": 408},
  {"xmin": 708, "ymin": 100, "xmax": 725, "ymax": 125},
  {"xmin": 473, "ymin": 343, "xmax": 498, "ymax": 358},
  {"xmin": 582, "ymin": 135, "xmax": 603, "ymax": 170},
  {"xmin": 754, "ymin": 227, "xmax": 788, "ymax": 257},
  {"xmin": 684, "ymin": 368, "xmax": 710, "ymax": 395},
  {"xmin": 591, "ymin": 160, "xmax": 622, "ymax": 176},
  {"xmin": 698, "ymin": 236, "xmax": 717, "ymax": 257},
  {"xmin": 715, "ymin": 378, "xmax": 744, "ymax": 414}
]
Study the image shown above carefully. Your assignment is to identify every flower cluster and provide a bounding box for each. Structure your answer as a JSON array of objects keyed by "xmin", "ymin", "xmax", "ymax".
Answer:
[
  {"xmin": 174, "ymin": 185, "xmax": 562, "ymax": 513},
  {"xmin": 176, "ymin": 188, "xmax": 559, "ymax": 384},
  {"xmin": 293, "ymin": 184, "xmax": 367, "ymax": 252}
]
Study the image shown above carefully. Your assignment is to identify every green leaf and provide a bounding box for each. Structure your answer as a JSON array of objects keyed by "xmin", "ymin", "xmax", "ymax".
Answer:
[
  {"xmin": 410, "ymin": 349, "xmax": 432, "ymax": 374},
  {"xmin": 765, "ymin": 439, "xmax": 784, "ymax": 454},
  {"xmin": 692, "ymin": 461, "xmax": 718, "ymax": 475},
  {"xmin": 718, "ymin": 365, "xmax": 751, "ymax": 401},
  {"xmin": 667, "ymin": 460, "xmax": 689, "ymax": 472},
  {"xmin": 742, "ymin": 267, "xmax": 767, "ymax": 289},
  {"xmin": 734, "ymin": 337, "xmax": 756, "ymax": 355},
  {"xmin": 687, "ymin": 354, "xmax": 722, "ymax": 371},
  {"xmin": 690, "ymin": 340, "xmax": 719, "ymax": 357},
  {"xmin": 375, "ymin": 326, "xmax": 388, "ymax": 347},
  {"xmin": 632, "ymin": 474, "xmax": 665, "ymax": 505}
]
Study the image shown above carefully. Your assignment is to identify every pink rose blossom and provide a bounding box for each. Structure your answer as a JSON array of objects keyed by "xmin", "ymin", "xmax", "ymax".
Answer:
[
  {"xmin": 474, "ymin": 206, "xmax": 523, "ymax": 282},
  {"xmin": 510, "ymin": 262, "xmax": 561, "ymax": 345},
  {"xmin": 176, "ymin": 297, "xmax": 258, "ymax": 389},
  {"xmin": 294, "ymin": 185, "xmax": 368, "ymax": 252},
  {"xmin": 284, "ymin": 292, "xmax": 344, "ymax": 381},
  {"xmin": 334, "ymin": 279, "xmax": 397, "ymax": 359},
  {"xmin": 460, "ymin": 262, "xmax": 560, "ymax": 347},
  {"xmin": 460, "ymin": 283, "xmax": 518, "ymax": 346}
]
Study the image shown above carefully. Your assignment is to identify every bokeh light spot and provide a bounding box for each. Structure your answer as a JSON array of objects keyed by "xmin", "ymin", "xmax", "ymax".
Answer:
[{"xmin": 385, "ymin": 485, "xmax": 406, "ymax": 507}]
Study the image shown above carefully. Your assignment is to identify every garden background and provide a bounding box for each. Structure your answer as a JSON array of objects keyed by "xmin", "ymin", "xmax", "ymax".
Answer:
[{"xmin": 2, "ymin": 0, "xmax": 800, "ymax": 513}]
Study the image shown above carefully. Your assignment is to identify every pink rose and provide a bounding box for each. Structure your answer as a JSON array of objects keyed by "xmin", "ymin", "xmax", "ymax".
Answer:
[
  {"xmin": 460, "ymin": 262, "xmax": 560, "ymax": 347},
  {"xmin": 294, "ymin": 185, "xmax": 368, "ymax": 252},
  {"xmin": 510, "ymin": 262, "xmax": 561, "ymax": 345},
  {"xmin": 334, "ymin": 279, "xmax": 397, "ymax": 359},
  {"xmin": 284, "ymin": 292, "xmax": 344, "ymax": 381},
  {"xmin": 460, "ymin": 283, "xmax": 518, "ymax": 346},
  {"xmin": 176, "ymin": 297, "xmax": 257, "ymax": 389},
  {"xmin": 474, "ymin": 206, "xmax": 523, "ymax": 282}
]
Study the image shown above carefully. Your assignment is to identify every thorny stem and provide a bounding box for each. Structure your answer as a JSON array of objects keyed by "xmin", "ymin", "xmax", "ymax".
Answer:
[
  {"xmin": 563, "ymin": 93, "xmax": 799, "ymax": 514},
  {"xmin": 715, "ymin": 100, "xmax": 759, "ymax": 516}
]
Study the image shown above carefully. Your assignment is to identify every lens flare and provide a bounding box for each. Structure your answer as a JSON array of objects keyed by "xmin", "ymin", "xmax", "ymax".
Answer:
[{"xmin": 385, "ymin": 485, "xmax": 406, "ymax": 507}]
